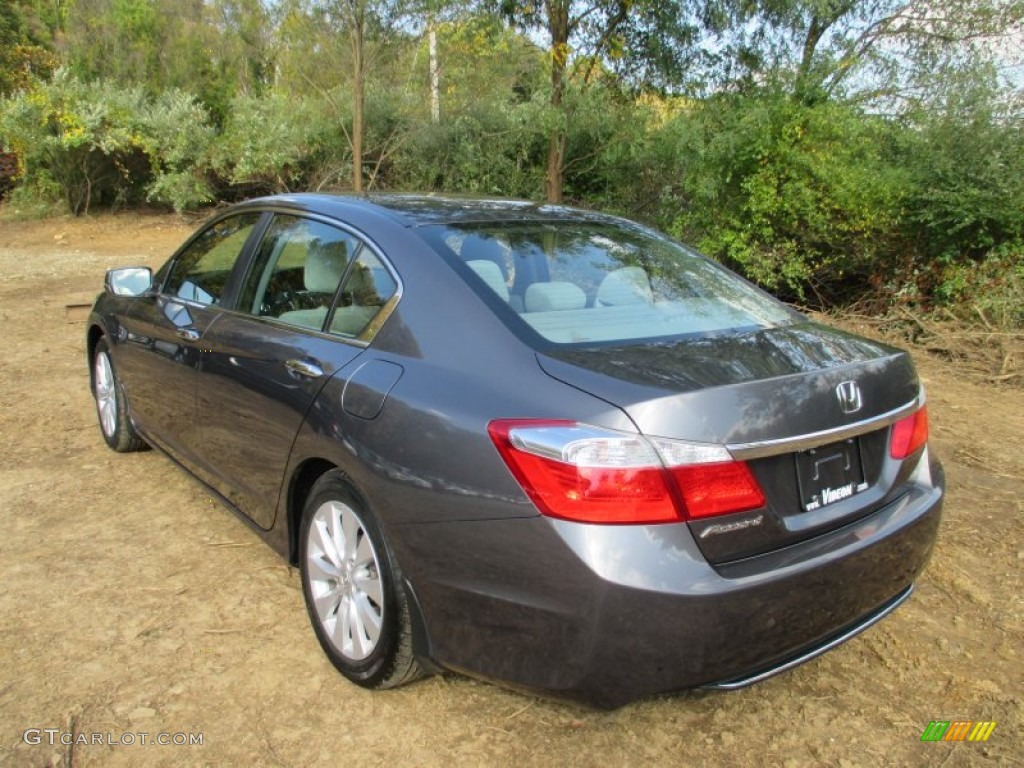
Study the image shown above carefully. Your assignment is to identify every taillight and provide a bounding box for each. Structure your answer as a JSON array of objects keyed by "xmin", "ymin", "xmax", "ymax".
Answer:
[
  {"xmin": 667, "ymin": 462, "xmax": 766, "ymax": 519},
  {"xmin": 890, "ymin": 406, "xmax": 929, "ymax": 459},
  {"xmin": 488, "ymin": 420, "xmax": 765, "ymax": 525}
]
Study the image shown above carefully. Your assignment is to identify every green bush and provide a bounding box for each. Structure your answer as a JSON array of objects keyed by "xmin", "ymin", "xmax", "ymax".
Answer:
[
  {"xmin": 389, "ymin": 97, "xmax": 544, "ymax": 197},
  {"xmin": 143, "ymin": 89, "xmax": 215, "ymax": 210},
  {"xmin": 650, "ymin": 89, "xmax": 908, "ymax": 302},
  {"xmin": 934, "ymin": 243, "xmax": 1024, "ymax": 327},
  {"xmin": 0, "ymin": 169, "xmax": 64, "ymax": 220},
  {"xmin": 212, "ymin": 92, "xmax": 328, "ymax": 192},
  {"xmin": 0, "ymin": 70, "xmax": 214, "ymax": 213},
  {"xmin": 898, "ymin": 70, "xmax": 1024, "ymax": 294}
]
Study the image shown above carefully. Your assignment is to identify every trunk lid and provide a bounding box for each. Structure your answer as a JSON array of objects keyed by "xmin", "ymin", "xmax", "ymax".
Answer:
[{"xmin": 537, "ymin": 322, "xmax": 922, "ymax": 563}]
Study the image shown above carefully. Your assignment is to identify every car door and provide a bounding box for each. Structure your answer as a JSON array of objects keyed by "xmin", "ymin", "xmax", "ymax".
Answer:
[
  {"xmin": 195, "ymin": 213, "xmax": 400, "ymax": 529},
  {"xmin": 114, "ymin": 212, "xmax": 264, "ymax": 465}
]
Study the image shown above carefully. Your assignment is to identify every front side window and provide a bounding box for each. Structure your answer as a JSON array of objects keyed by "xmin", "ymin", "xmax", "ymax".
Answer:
[
  {"xmin": 238, "ymin": 215, "xmax": 359, "ymax": 332},
  {"xmin": 163, "ymin": 213, "xmax": 261, "ymax": 304},
  {"xmin": 424, "ymin": 221, "xmax": 798, "ymax": 345}
]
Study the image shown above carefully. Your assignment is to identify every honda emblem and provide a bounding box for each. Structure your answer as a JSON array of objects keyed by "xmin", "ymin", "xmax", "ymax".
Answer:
[{"xmin": 836, "ymin": 381, "xmax": 863, "ymax": 414}]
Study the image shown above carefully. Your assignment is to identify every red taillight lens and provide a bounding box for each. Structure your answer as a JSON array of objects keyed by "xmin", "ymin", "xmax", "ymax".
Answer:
[
  {"xmin": 488, "ymin": 420, "xmax": 766, "ymax": 525},
  {"xmin": 668, "ymin": 462, "xmax": 766, "ymax": 519},
  {"xmin": 488, "ymin": 420, "xmax": 678, "ymax": 523},
  {"xmin": 889, "ymin": 406, "xmax": 929, "ymax": 459}
]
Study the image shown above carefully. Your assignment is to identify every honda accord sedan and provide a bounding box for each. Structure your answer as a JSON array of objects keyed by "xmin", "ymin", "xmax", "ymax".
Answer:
[{"xmin": 87, "ymin": 194, "xmax": 943, "ymax": 707}]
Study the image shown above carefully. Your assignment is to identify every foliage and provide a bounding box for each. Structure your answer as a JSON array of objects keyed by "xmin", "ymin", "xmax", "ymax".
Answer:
[
  {"xmin": 0, "ymin": 2, "xmax": 1022, "ymax": 325},
  {"xmin": 697, "ymin": 0, "xmax": 1024, "ymax": 107},
  {"xmin": 390, "ymin": 97, "xmax": 545, "ymax": 195},
  {"xmin": 899, "ymin": 65, "xmax": 1024, "ymax": 263},
  {"xmin": 143, "ymin": 90, "xmax": 217, "ymax": 210},
  {"xmin": 213, "ymin": 92, "xmax": 331, "ymax": 192},
  {"xmin": 0, "ymin": 0, "xmax": 61, "ymax": 95},
  {"xmin": 0, "ymin": 169, "xmax": 64, "ymax": 220},
  {"xmin": 932, "ymin": 244, "xmax": 1024, "ymax": 327},
  {"xmin": 0, "ymin": 71, "xmax": 214, "ymax": 214},
  {"xmin": 63, "ymin": 0, "xmax": 272, "ymax": 123},
  {"xmin": 643, "ymin": 88, "xmax": 908, "ymax": 301}
]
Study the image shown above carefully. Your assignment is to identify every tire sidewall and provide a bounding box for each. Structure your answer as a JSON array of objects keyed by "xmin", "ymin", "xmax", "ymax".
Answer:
[{"xmin": 299, "ymin": 472, "xmax": 402, "ymax": 687}]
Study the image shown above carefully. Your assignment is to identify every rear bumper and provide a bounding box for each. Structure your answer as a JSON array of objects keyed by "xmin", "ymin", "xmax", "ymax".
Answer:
[
  {"xmin": 395, "ymin": 461, "xmax": 943, "ymax": 708},
  {"xmin": 703, "ymin": 583, "xmax": 914, "ymax": 690}
]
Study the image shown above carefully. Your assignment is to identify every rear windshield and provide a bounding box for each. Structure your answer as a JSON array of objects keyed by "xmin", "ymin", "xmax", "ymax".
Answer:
[{"xmin": 422, "ymin": 220, "xmax": 797, "ymax": 345}]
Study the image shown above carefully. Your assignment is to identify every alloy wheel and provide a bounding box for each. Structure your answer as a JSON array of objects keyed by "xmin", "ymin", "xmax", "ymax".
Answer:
[
  {"xmin": 94, "ymin": 352, "xmax": 117, "ymax": 438},
  {"xmin": 305, "ymin": 500, "xmax": 384, "ymax": 661}
]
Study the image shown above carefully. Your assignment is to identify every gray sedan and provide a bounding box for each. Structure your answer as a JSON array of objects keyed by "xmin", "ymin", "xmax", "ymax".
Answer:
[{"xmin": 87, "ymin": 194, "xmax": 943, "ymax": 707}]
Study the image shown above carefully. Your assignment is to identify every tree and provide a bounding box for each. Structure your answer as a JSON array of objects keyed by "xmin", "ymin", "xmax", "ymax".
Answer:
[
  {"xmin": 499, "ymin": 0, "xmax": 697, "ymax": 202},
  {"xmin": 0, "ymin": 0, "xmax": 60, "ymax": 95},
  {"xmin": 702, "ymin": 0, "xmax": 1024, "ymax": 106},
  {"xmin": 63, "ymin": 0, "xmax": 273, "ymax": 122},
  {"xmin": 275, "ymin": 0, "xmax": 413, "ymax": 192}
]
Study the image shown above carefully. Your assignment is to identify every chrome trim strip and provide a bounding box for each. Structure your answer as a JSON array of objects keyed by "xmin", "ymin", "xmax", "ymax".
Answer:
[
  {"xmin": 702, "ymin": 584, "xmax": 915, "ymax": 691},
  {"xmin": 727, "ymin": 393, "xmax": 923, "ymax": 460}
]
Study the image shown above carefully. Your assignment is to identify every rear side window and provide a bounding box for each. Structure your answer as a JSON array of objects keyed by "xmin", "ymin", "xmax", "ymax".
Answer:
[
  {"xmin": 238, "ymin": 214, "xmax": 359, "ymax": 332},
  {"xmin": 328, "ymin": 250, "xmax": 398, "ymax": 338},
  {"xmin": 163, "ymin": 213, "xmax": 261, "ymax": 304},
  {"xmin": 425, "ymin": 222, "xmax": 796, "ymax": 345}
]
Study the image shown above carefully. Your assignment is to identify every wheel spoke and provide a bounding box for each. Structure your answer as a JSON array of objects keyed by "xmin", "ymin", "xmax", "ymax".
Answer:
[
  {"xmin": 313, "ymin": 515, "xmax": 342, "ymax": 568},
  {"xmin": 307, "ymin": 553, "xmax": 339, "ymax": 581},
  {"xmin": 353, "ymin": 593, "xmax": 382, "ymax": 645},
  {"xmin": 328, "ymin": 504, "xmax": 347, "ymax": 565},
  {"xmin": 347, "ymin": 595, "xmax": 369, "ymax": 657},
  {"xmin": 338, "ymin": 594, "xmax": 353, "ymax": 651},
  {"xmin": 341, "ymin": 509, "xmax": 359, "ymax": 562},
  {"xmin": 313, "ymin": 586, "xmax": 341, "ymax": 623},
  {"xmin": 354, "ymin": 570, "xmax": 382, "ymax": 606},
  {"xmin": 99, "ymin": 400, "xmax": 114, "ymax": 434},
  {"xmin": 353, "ymin": 535, "xmax": 375, "ymax": 569}
]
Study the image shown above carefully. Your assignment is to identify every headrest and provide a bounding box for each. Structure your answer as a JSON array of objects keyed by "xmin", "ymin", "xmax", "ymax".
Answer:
[
  {"xmin": 305, "ymin": 239, "xmax": 348, "ymax": 293},
  {"xmin": 596, "ymin": 266, "xmax": 654, "ymax": 306},
  {"xmin": 525, "ymin": 282, "xmax": 587, "ymax": 312},
  {"xmin": 467, "ymin": 260, "xmax": 509, "ymax": 301}
]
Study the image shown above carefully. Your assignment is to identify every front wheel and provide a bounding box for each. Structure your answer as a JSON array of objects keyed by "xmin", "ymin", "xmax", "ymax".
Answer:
[
  {"xmin": 92, "ymin": 338, "xmax": 146, "ymax": 453},
  {"xmin": 299, "ymin": 471, "xmax": 422, "ymax": 689}
]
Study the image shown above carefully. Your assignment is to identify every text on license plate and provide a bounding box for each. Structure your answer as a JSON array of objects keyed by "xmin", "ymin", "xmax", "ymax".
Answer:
[{"xmin": 795, "ymin": 438, "xmax": 868, "ymax": 512}]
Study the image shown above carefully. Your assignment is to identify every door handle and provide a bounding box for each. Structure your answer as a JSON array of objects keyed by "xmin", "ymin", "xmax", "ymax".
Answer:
[
  {"xmin": 285, "ymin": 358, "xmax": 324, "ymax": 379},
  {"xmin": 176, "ymin": 328, "xmax": 201, "ymax": 342}
]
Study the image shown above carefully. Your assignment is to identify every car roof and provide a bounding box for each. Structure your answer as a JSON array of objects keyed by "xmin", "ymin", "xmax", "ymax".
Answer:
[{"xmin": 238, "ymin": 193, "xmax": 618, "ymax": 228}]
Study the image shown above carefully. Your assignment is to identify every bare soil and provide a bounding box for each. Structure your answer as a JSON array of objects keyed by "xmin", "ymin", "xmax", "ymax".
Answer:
[{"xmin": 0, "ymin": 212, "xmax": 1021, "ymax": 767}]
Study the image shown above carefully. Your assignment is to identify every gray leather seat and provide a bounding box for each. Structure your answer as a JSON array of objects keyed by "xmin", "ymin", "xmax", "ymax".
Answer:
[
  {"xmin": 596, "ymin": 266, "xmax": 654, "ymax": 306},
  {"xmin": 467, "ymin": 260, "xmax": 510, "ymax": 302},
  {"xmin": 524, "ymin": 281, "xmax": 587, "ymax": 312},
  {"xmin": 278, "ymin": 240, "xmax": 348, "ymax": 330}
]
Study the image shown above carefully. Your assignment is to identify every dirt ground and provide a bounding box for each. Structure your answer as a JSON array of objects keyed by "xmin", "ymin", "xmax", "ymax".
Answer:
[{"xmin": 0, "ymin": 212, "xmax": 1021, "ymax": 768}]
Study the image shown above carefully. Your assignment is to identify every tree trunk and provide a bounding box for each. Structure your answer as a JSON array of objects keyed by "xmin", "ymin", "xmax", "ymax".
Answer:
[
  {"xmin": 429, "ymin": 23, "xmax": 440, "ymax": 124},
  {"xmin": 796, "ymin": 14, "xmax": 824, "ymax": 103},
  {"xmin": 350, "ymin": 9, "xmax": 365, "ymax": 192},
  {"xmin": 797, "ymin": 3, "xmax": 855, "ymax": 104},
  {"xmin": 545, "ymin": 0, "xmax": 569, "ymax": 204},
  {"xmin": 546, "ymin": 129, "xmax": 565, "ymax": 204}
]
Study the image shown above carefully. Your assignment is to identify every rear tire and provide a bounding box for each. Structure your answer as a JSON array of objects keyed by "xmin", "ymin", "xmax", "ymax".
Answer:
[
  {"xmin": 92, "ymin": 337, "xmax": 146, "ymax": 453},
  {"xmin": 299, "ymin": 471, "xmax": 422, "ymax": 689}
]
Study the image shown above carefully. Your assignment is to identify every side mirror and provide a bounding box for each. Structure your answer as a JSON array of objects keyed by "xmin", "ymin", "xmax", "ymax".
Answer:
[{"xmin": 105, "ymin": 267, "xmax": 153, "ymax": 297}]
